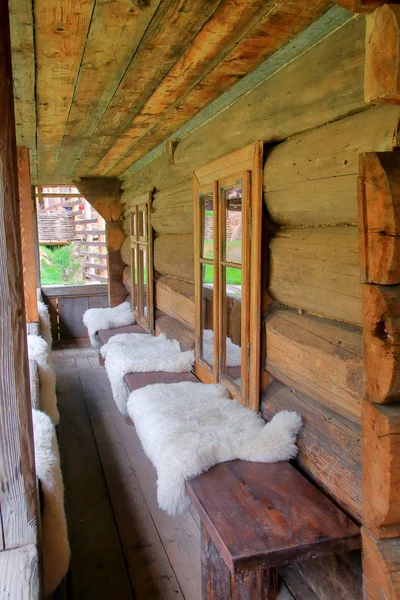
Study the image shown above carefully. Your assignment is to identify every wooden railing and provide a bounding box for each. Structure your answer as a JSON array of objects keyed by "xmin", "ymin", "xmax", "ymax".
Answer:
[{"xmin": 41, "ymin": 283, "xmax": 108, "ymax": 341}]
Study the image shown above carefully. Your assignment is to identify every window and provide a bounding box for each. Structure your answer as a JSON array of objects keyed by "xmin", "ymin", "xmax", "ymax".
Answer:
[
  {"xmin": 193, "ymin": 142, "xmax": 263, "ymax": 410},
  {"xmin": 130, "ymin": 192, "xmax": 154, "ymax": 332}
]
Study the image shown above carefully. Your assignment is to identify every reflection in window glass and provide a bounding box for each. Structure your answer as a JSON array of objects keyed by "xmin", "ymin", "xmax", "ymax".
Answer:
[
  {"xmin": 221, "ymin": 183, "xmax": 243, "ymax": 264},
  {"xmin": 131, "ymin": 248, "xmax": 138, "ymax": 312},
  {"xmin": 131, "ymin": 211, "xmax": 137, "ymax": 238},
  {"xmin": 200, "ymin": 263, "xmax": 214, "ymax": 369},
  {"xmin": 200, "ymin": 192, "xmax": 214, "ymax": 260},
  {"xmin": 221, "ymin": 266, "xmax": 242, "ymax": 390},
  {"xmin": 138, "ymin": 208, "xmax": 146, "ymax": 238},
  {"xmin": 139, "ymin": 248, "xmax": 148, "ymax": 319}
]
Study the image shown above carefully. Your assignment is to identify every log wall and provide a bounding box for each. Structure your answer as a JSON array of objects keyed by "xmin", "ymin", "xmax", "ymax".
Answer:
[{"xmin": 118, "ymin": 14, "xmax": 400, "ymax": 598}]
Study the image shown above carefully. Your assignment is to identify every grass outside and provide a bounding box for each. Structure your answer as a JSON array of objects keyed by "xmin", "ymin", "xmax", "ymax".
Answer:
[
  {"xmin": 40, "ymin": 244, "xmax": 85, "ymax": 285},
  {"xmin": 202, "ymin": 239, "xmax": 241, "ymax": 284}
]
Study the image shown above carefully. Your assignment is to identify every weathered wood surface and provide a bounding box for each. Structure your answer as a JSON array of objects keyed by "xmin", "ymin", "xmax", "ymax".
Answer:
[
  {"xmin": 363, "ymin": 284, "xmax": 400, "ymax": 403},
  {"xmin": 17, "ymin": 148, "xmax": 38, "ymax": 323},
  {"xmin": 363, "ymin": 401, "xmax": 400, "ymax": 538},
  {"xmin": 0, "ymin": 0, "xmax": 38, "ymax": 550},
  {"xmin": 124, "ymin": 371, "xmax": 198, "ymax": 395},
  {"xmin": 150, "ymin": 183, "xmax": 193, "ymax": 235},
  {"xmin": 155, "ymin": 311, "xmax": 195, "ymax": 351},
  {"xmin": 100, "ymin": 0, "xmax": 332, "ymax": 178},
  {"xmin": 359, "ymin": 152, "xmax": 400, "ymax": 284},
  {"xmin": 269, "ymin": 227, "xmax": 362, "ymax": 325},
  {"xmin": 265, "ymin": 307, "xmax": 364, "ymax": 422},
  {"xmin": 365, "ymin": 5, "xmax": 400, "ymax": 104},
  {"xmin": 98, "ymin": 324, "xmax": 145, "ymax": 347},
  {"xmin": 122, "ymin": 16, "xmax": 367, "ymax": 195},
  {"xmin": 264, "ymin": 105, "xmax": 400, "ymax": 227},
  {"xmin": 155, "ymin": 276, "xmax": 195, "ymax": 328},
  {"xmin": 122, "ymin": 265, "xmax": 131, "ymax": 294},
  {"xmin": 362, "ymin": 528, "xmax": 400, "ymax": 599},
  {"xmin": 201, "ymin": 526, "xmax": 278, "ymax": 600},
  {"xmin": 154, "ymin": 234, "xmax": 194, "ymax": 282},
  {"xmin": 120, "ymin": 236, "xmax": 130, "ymax": 266},
  {"xmin": 42, "ymin": 283, "xmax": 108, "ymax": 297},
  {"xmin": 106, "ymin": 221, "xmax": 127, "ymax": 307},
  {"xmin": 74, "ymin": 177, "xmax": 122, "ymax": 222},
  {"xmin": 261, "ymin": 381, "xmax": 362, "ymax": 521},
  {"xmin": 281, "ymin": 551, "xmax": 362, "ymax": 600},
  {"xmin": 187, "ymin": 460, "xmax": 360, "ymax": 572},
  {"xmin": 0, "ymin": 544, "xmax": 39, "ymax": 600},
  {"xmin": 337, "ymin": 0, "xmax": 388, "ymax": 11}
]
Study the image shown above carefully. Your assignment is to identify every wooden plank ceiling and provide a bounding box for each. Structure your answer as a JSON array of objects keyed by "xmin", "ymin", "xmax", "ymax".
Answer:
[{"xmin": 9, "ymin": 0, "xmax": 333, "ymax": 185}]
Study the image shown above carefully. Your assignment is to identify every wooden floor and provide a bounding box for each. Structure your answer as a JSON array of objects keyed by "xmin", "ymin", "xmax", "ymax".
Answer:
[{"xmin": 53, "ymin": 342, "xmax": 202, "ymax": 600}]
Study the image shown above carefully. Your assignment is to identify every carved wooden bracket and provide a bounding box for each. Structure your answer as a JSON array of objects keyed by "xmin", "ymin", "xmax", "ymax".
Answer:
[{"xmin": 73, "ymin": 177, "xmax": 123, "ymax": 222}]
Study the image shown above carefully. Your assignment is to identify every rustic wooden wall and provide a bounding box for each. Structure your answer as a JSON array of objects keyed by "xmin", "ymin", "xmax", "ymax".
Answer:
[{"xmin": 118, "ymin": 14, "xmax": 400, "ymax": 598}]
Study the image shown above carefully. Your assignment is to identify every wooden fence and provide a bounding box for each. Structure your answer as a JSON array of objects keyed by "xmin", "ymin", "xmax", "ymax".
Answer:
[{"xmin": 36, "ymin": 186, "xmax": 108, "ymax": 283}]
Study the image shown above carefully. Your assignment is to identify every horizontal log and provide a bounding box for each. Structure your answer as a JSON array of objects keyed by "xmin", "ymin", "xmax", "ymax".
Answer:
[
  {"xmin": 363, "ymin": 284, "xmax": 400, "ymax": 403},
  {"xmin": 363, "ymin": 401, "xmax": 400, "ymax": 538},
  {"xmin": 359, "ymin": 152, "xmax": 400, "ymax": 284},
  {"xmin": 122, "ymin": 266, "xmax": 131, "ymax": 295},
  {"xmin": 122, "ymin": 17, "xmax": 367, "ymax": 195},
  {"xmin": 154, "ymin": 234, "xmax": 194, "ymax": 282},
  {"xmin": 269, "ymin": 227, "xmax": 362, "ymax": 325},
  {"xmin": 265, "ymin": 307, "xmax": 364, "ymax": 422},
  {"xmin": 75, "ymin": 240, "xmax": 104, "ymax": 247},
  {"xmin": 75, "ymin": 218, "xmax": 97, "ymax": 225},
  {"xmin": 151, "ymin": 183, "xmax": 193, "ymax": 235},
  {"xmin": 84, "ymin": 262, "xmax": 106, "ymax": 270},
  {"xmin": 365, "ymin": 5, "xmax": 400, "ymax": 104},
  {"xmin": 362, "ymin": 528, "xmax": 400, "ymax": 599},
  {"xmin": 42, "ymin": 198, "xmax": 82, "ymax": 211},
  {"xmin": 120, "ymin": 236, "xmax": 130, "ymax": 266},
  {"xmin": 264, "ymin": 105, "xmax": 400, "ymax": 227},
  {"xmin": 155, "ymin": 276, "xmax": 195, "ymax": 328},
  {"xmin": 41, "ymin": 283, "xmax": 107, "ymax": 297},
  {"xmin": 80, "ymin": 251, "xmax": 108, "ymax": 259},
  {"xmin": 262, "ymin": 381, "xmax": 362, "ymax": 521},
  {"xmin": 76, "ymin": 229, "xmax": 105, "ymax": 236},
  {"xmin": 86, "ymin": 273, "xmax": 108, "ymax": 282},
  {"xmin": 155, "ymin": 310, "xmax": 195, "ymax": 352}
]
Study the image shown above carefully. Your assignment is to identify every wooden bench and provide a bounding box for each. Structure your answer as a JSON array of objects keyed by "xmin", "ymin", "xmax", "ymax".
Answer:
[
  {"xmin": 97, "ymin": 323, "xmax": 146, "ymax": 364},
  {"xmin": 186, "ymin": 460, "xmax": 361, "ymax": 600}
]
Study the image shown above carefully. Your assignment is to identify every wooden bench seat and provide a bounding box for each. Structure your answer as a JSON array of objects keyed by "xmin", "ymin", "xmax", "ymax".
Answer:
[
  {"xmin": 186, "ymin": 460, "xmax": 361, "ymax": 599},
  {"xmin": 97, "ymin": 323, "xmax": 146, "ymax": 346},
  {"xmin": 124, "ymin": 370, "xmax": 198, "ymax": 393}
]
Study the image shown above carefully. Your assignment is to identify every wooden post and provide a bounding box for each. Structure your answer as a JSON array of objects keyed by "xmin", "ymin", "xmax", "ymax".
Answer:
[
  {"xmin": 359, "ymin": 150, "xmax": 400, "ymax": 596},
  {"xmin": 17, "ymin": 147, "xmax": 38, "ymax": 323},
  {"xmin": 106, "ymin": 221, "xmax": 127, "ymax": 307},
  {"xmin": 365, "ymin": 4, "xmax": 400, "ymax": 104},
  {"xmin": 201, "ymin": 526, "xmax": 278, "ymax": 600},
  {"xmin": 0, "ymin": 0, "xmax": 40, "ymax": 581}
]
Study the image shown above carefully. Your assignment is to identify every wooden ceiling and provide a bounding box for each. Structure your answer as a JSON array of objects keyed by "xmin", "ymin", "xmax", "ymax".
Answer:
[{"xmin": 9, "ymin": 0, "xmax": 333, "ymax": 185}]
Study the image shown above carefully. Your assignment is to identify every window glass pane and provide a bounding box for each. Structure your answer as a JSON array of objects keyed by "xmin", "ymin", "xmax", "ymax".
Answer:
[
  {"xmin": 221, "ymin": 266, "xmax": 242, "ymax": 390},
  {"xmin": 139, "ymin": 248, "xmax": 148, "ymax": 320},
  {"xmin": 138, "ymin": 208, "xmax": 146, "ymax": 239},
  {"xmin": 221, "ymin": 182, "xmax": 243, "ymax": 264},
  {"xmin": 131, "ymin": 248, "xmax": 138, "ymax": 312},
  {"xmin": 199, "ymin": 263, "xmax": 214, "ymax": 369},
  {"xmin": 130, "ymin": 210, "xmax": 137, "ymax": 237},
  {"xmin": 200, "ymin": 191, "xmax": 214, "ymax": 260}
]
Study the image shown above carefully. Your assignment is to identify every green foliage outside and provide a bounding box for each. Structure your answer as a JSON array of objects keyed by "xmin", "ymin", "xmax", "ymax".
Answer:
[
  {"xmin": 202, "ymin": 239, "xmax": 242, "ymax": 284},
  {"xmin": 40, "ymin": 243, "xmax": 85, "ymax": 285}
]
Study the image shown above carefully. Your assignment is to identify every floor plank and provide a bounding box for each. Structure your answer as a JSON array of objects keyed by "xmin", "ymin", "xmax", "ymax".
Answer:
[{"xmin": 54, "ymin": 344, "xmax": 201, "ymax": 599}]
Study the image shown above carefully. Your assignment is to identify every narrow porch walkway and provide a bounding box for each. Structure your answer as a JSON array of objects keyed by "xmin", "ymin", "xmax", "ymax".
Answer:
[{"xmin": 53, "ymin": 343, "xmax": 201, "ymax": 600}]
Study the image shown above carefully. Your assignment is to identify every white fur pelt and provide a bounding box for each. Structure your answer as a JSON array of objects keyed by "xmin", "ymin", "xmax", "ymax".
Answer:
[
  {"xmin": 202, "ymin": 329, "xmax": 241, "ymax": 367},
  {"xmin": 38, "ymin": 300, "xmax": 52, "ymax": 348},
  {"xmin": 101, "ymin": 333, "xmax": 194, "ymax": 415},
  {"xmin": 83, "ymin": 301, "xmax": 135, "ymax": 349},
  {"xmin": 28, "ymin": 335, "xmax": 59, "ymax": 425},
  {"xmin": 32, "ymin": 410, "xmax": 70, "ymax": 597},
  {"xmin": 127, "ymin": 381, "xmax": 302, "ymax": 517}
]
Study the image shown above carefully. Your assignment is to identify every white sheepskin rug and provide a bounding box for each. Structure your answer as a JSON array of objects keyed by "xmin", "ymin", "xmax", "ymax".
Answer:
[
  {"xmin": 101, "ymin": 333, "xmax": 194, "ymax": 415},
  {"xmin": 32, "ymin": 410, "xmax": 70, "ymax": 596},
  {"xmin": 127, "ymin": 381, "xmax": 302, "ymax": 517},
  {"xmin": 38, "ymin": 300, "xmax": 52, "ymax": 348},
  {"xmin": 83, "ymin": 301, "xmax": 135, "ymax": 349},
  {"xmin": 202, "ymin": 329, "xmax": 241, "ymax": 366},
  {"xmin": 28, "ymin": 335, "xmax": 59, "ymax": 425}
]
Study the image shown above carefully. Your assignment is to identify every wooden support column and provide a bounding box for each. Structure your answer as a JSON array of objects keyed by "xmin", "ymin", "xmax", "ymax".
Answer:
[
  {"xmin": 17, "ymin": 147, "xmax": 38, "ymax": 323},
  {"xmin": 0, "ymin": 0, "xmax": 40, "ymax": 582},
  {"xmin": 106, "ymin": 221, "xmax": 127, "ymax": 307},
  {"xmin": 201, "ymin": 526, "xmax": 278, "ymax": 600},
  {"xmin": 365, "ymin": 4, "xmax": 400, "ymax": 104},
  {"xmin": 359, "ymin": 151, "xmax": 400, "ymax": 597},
  {"xmin": 74, "ymin": 177, "xmax": 126, "ymax": 306}
]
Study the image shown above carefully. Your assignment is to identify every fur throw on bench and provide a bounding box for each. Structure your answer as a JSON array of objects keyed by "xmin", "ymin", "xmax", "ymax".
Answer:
[
  {"xmin": 32, "ymin": 410, "xmax": 70, "ymax": 596},
  {"xmin": 127, "ymin": 381, "xmax": 302, "ymax": 517},
  {"xmin": 101, "ymin": 333, "xmax": 194, "ymax": 415},
  {"xmin": 28, "ymin": 335, "xmax": 59, "ymax": 425},
  {"xmin": 83, "ymin": 301, "xmax": 135, "ymax": 348},
  {"xmin": 38, "ymin": 299, "xmax": 52, "ymax": 348}
]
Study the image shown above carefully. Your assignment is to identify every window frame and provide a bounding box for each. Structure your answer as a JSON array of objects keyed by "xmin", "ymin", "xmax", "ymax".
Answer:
[
  {"xmin": 129, "ymin": 192, "xmax": 154, "ymax": 333},
  {"xmin": 193, "ymin": 142, "xmax": 263, "ymax": 410}
]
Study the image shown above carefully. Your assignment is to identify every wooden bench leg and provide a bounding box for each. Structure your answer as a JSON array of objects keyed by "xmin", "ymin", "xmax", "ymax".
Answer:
[
  {"xmin": 98, "ymin": 351, "xmax": 104, "ymax": 366},
  {"xmin": 201, "ymin": 525, "xmax": 278, "ymax": 600}
]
